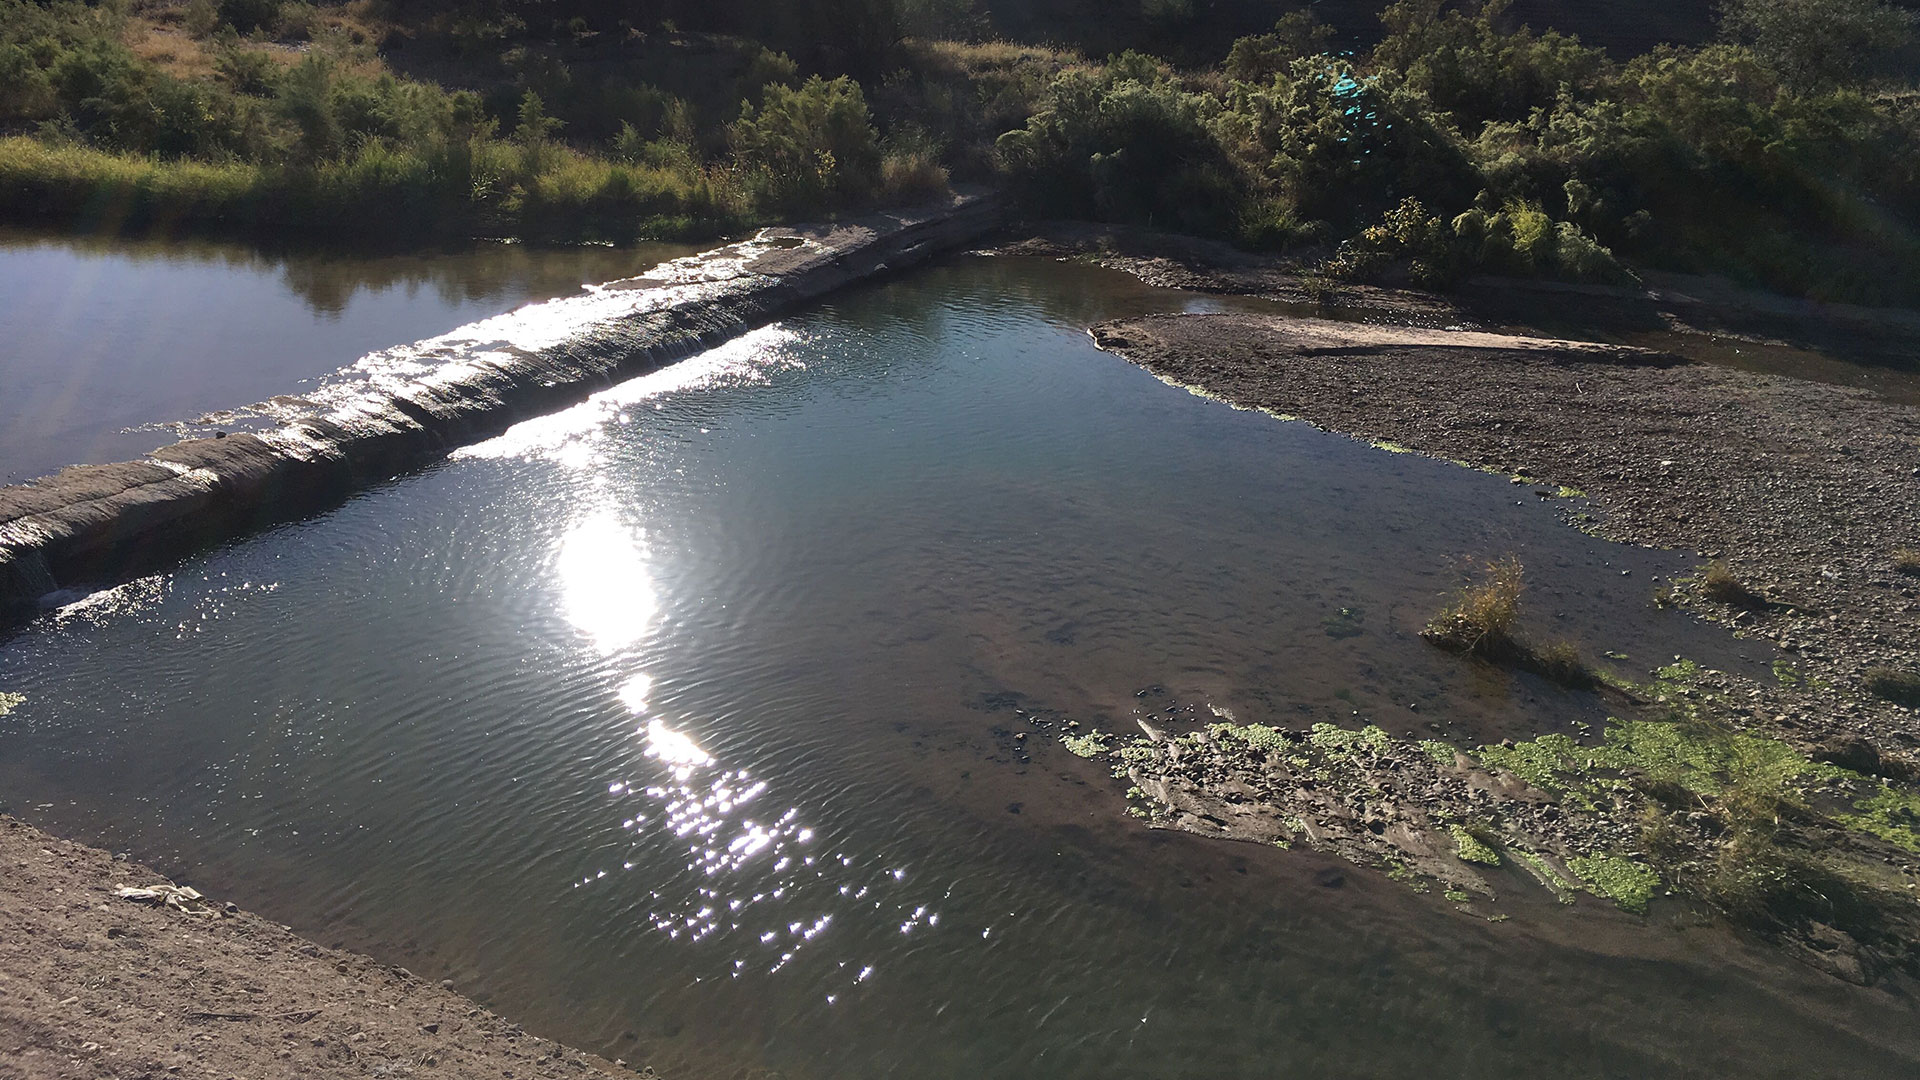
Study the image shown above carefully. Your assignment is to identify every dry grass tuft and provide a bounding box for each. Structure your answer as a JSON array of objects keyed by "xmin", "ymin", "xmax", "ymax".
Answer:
[
  {"xmin": 1865, "ymin": 667, "xmax": 1920, "ymax": 708},
  {"xmin": 1423, "ymin": 556, "xmax": 1523, "ymax": 654},
  {"xmin": 1533, "ymin": 639, "xmax": 1591, "ymax": 686},
  {"xmin": 1894, "ymin": 548, "xmax": 1920, "ymax": 576},
  {"xmin": 1699, "ymin": 559, "xmax": 1768, "ymax": 609},
  {"xmin": 1422, "ymin": 556, "xmax": 1597, "ymax": 688}
]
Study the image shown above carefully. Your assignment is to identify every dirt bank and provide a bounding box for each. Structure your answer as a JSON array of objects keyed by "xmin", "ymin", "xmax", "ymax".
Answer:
[
  {"xmin": 0, "ymin": 815, "xmax": 651, "ymax": 1080},
  {"xmin": 1087, "ymin": 311, "xmax": 1920, "ymax": 746},
  {"xmin": 993, "ymin": 221, "xmax": 1920, "ymax": 379},
  {"xmin": 1068, "ymin": 304, "xmax": 1920, "ymax": 980}
]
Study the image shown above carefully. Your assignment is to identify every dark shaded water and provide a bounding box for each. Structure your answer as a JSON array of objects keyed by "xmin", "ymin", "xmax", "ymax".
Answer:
[
  {"xmin": 0, "ymin": 227, "xmax": 695, "ymax": 482},
  {"xmin": 1, "ymin": 257, "xmax": 1916, "ymax": 1078}
]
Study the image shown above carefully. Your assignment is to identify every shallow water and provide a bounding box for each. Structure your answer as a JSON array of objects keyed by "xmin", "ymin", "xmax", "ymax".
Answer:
[
  {"xmin": 0, "ymin": 227, "xmax": 696, "ymax": 483},
  {"xmin": 1, "ymin": 256, "xmax": 1915, "ymax": 1078}
]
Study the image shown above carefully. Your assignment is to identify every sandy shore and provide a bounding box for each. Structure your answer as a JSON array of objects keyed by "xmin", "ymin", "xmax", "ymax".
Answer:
[{"xmin": 0, "ymin": 818, "xmax": 650, "ymax": 1078}]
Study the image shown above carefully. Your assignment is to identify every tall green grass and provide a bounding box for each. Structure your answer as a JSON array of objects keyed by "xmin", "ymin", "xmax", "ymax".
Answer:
[{"xmin": 0, "ymin": 136, "xmax": 756, "ymax": 242}]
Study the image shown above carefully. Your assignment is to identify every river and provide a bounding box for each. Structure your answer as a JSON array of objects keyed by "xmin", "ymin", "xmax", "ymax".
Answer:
[{"xmin": 1, "ymin": 245, "xmax": 1915, "ymax": 1078}]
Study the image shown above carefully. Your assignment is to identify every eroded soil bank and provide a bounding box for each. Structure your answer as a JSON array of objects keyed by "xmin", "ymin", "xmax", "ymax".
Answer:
[{"xmin": 0, "ymin": 815, "xmax": 650, "ymax": 1079}]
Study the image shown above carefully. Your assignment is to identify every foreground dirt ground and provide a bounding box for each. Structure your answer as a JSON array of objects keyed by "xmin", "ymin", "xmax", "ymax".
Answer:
[{"xmin": 0, "ymin": 816, "xmax": 645, "ymax": 1080}]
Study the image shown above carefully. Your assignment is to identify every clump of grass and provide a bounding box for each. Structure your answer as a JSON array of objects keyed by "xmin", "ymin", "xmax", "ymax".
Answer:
[
  {"xmin": 0, "ymin": 691, "xmax": 22, "ymax": 718},
  {"xmin": 1424, "ymin": 556, "xmax": 1523, "ymax": 654},
  {"xmin": 1533, "ymin": 639, "xmax": 1593, "ymax": 686},
  {"xmin": 1864, "ymin": 667, "xmax": 1920, "ymax": 708},
  {"xmin": 1698, "ymin": 560, "xmax": 1768, "ymax": 609},
  {"xmin": 1894, "ymin": 548, "xmax": 1920, "ymax": 576},
  {"xmin": 1422, "ymin": 557, "xmax": 1596, "ymax": 688}
]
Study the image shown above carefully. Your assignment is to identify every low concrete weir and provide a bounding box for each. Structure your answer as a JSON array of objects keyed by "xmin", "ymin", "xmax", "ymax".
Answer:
[{"xmin": 0, "ymin": 193, "xmax": 1004, "ymax": 618}]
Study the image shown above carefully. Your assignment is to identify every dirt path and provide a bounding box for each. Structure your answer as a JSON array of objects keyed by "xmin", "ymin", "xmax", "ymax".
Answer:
[{"xmin": 0, "ymin": 816, "xmax": 649, "ymax": 1080}]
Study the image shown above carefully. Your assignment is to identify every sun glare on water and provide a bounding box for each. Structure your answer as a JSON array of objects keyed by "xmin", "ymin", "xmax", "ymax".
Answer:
[{"xmin": 556, "ymin": 508, "xmax": 656, "ymax": 654}]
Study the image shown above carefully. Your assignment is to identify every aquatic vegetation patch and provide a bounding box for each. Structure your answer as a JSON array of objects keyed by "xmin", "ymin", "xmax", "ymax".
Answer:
[
  {"xmin": 1061, "ymin": 730, "xmax": 1112, "ymax": 758},
  {"xmin": 1079, "ymin": 663, "xmax": 1920, "ymax": 974},
  {"xmin": 1472, "ymin": 716, "xmax": 1838, "ymax": 807},
  {"xmin": 1474, "ymin": 733, "xmax": 1583, "ymax": 791},
  {"xmin": 1449, "ymin": 825, "xmax": 1501, "ymax": 866},
  {"xmin": 1567, "ymin": 854, "xmax": 1660, "ymax": 913},
  {"xmin": 1208, "ymin": 723, "xmax": 1294, "ymax": 754},
  {"xmin": 0, "ymin": 692, "xmax": 21, "ymax": 718},
  {"xmin": 1843, "ymin": 787, "xmax": 1920, "ymax": 853},
  {"xmin": 1512, "ymin": 850, "xmax": 1579, "ymax": 902},
  {"xmin": 1308, "ymin": 722, "xmax": 1394, "ymax": 756},
  {"xmin": 1320, "ymin": 606, "xmax": 1366, "ymax": 639}
]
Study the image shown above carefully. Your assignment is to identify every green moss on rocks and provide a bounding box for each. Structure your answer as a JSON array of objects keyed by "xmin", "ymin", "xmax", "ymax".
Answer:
[
  {"xmin": 1567, "ymin": 853, "xmax": 1660, "ymax": 913},
  {"xmin": 1844, "ymin": 787, "xmax": 1920, "ymax": 854},
  {"xmin": 1061, "ymin": 731, "xmax": 1112, "ymax": 758},
  {"xmin": 1450, "ymin": 825, "xmax": 1501, "ymax": 866}
]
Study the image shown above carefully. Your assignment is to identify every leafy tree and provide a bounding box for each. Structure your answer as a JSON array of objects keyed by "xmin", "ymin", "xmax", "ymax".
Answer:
[
  {"xmin": 1224, "ymin": 11, "xmax": 1335, "ymax": 84},
  {"xmin": 1372, "ymin": 0, "xmax": 1611, "ymax": 131},
  {"xmin": 1216, "ymin": 57, "xmax": 1478, "ymax": 228},
  {"xmin": 1718, "ymin": 0, "xmax": 1916, "ymax": 92},
  {"xmin": 997, "ymin": 54, "xmax": 1240, "ymax": 233}
]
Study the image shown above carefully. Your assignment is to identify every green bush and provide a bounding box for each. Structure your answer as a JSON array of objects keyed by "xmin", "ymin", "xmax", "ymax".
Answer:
[
  {"xmin": 1373, "ymin": 0, "xmax": 1612, "ymax": 130},
  {"xmin": 1223, "ymin": 11, "xmax": 1334, "ymax": 84},
  {"xmin": 1216, "ymin": 57, "xmax": 1479, "ymax": 230},
  {"xmin": 997, "ymin": 53, "xmax": 1241, "ymax": 234},
  {"xmin": 1720, "ymin": 0, "xmax": 1916, "ymax": 93},
  {"xmin": 218, "ymin": 0, "xmax": 283, "ymax": 35},
  {"xmin": 731, "ymin": 75, "xmax": 882, "ymax": 209}
]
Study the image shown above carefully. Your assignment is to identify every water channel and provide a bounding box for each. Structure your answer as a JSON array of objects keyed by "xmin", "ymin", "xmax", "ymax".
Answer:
[{"xmin": 2, "ymin": 244, "xmax": 1917, "ymax": 1078}]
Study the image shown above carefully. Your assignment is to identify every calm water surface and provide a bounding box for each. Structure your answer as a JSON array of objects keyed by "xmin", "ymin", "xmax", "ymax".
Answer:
[
  {"xmin": 0, "ymin": 227, "xmax": 695, "ymax": 482},
  {"xmin": 2, "ymin": 257, "xmax": 1916, "ymax": 1078}
]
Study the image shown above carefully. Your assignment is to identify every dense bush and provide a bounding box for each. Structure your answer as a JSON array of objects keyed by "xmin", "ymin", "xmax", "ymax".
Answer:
[
  {"xmin": 1719, "ymin": 0, "xmax": 1916, "ymax": 93},
  {"xmin": 989, "ymin": 0, "xmax": 1920, "ymax": 299},
  {"xmin": 4, "ymin": 0, "xmax": 1919, "ymax": 302},
  {"xmin": 731, "ymin": 75, "xmax": 882, "ymax": 209},
  {"xmin": 996, "ymin": 53, "xmax": 1242, "ymax": 235}
]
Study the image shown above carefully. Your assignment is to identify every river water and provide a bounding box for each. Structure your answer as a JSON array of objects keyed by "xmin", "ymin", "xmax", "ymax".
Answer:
[
  {"xmin": 0, "ymin": 227, "xmax": 695, "ymax": 483},
  {"xmin": 2, "ymin": 251, "xmax": 1917, "ymax": 1077}
]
